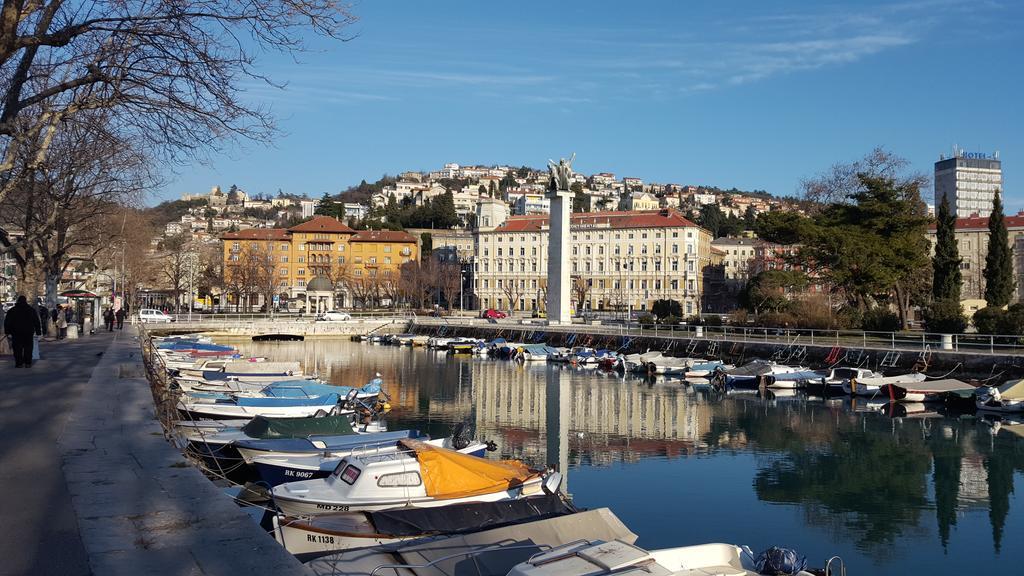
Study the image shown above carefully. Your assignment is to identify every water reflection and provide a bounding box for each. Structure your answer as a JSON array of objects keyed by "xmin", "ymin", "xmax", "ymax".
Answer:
[{"xmin": 232, "ymin": 339, "xmax": 1024, "ymax": 571}]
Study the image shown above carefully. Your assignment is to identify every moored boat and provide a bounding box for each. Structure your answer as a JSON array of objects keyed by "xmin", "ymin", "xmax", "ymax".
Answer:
[
  {"xmin": 270, "ymin": 438, "xmax": 556, "ymax": 516},
  {"xmin": 976, "ymin": 379, "xmax": 1024, "ymax": 413}
]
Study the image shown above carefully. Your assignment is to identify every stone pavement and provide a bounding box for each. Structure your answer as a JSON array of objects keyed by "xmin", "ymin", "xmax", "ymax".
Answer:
[
  {"xmin": 0, "ymin": 330, "xmax": 105, "ymax": 576},
  {"xmin": 1, "ymin": 328, "xmax": 313, "ymax": 576}
]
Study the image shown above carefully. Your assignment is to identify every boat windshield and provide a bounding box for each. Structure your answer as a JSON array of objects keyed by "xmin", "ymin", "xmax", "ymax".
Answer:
[{"xmin": 331, "ymin": 458, "xmax": 349, "ymax": 476}]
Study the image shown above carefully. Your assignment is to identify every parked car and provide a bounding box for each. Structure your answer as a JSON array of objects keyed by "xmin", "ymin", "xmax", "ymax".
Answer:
[
  {"xmin": 316, "ymin": 310, "xmax": 351, "ymax": 321},
  {"xmin": 138, "ymin": 309, "xmax": 174, "ymax": 323},
  {"xmin": 481, "ymin": 309, "xmax": 507, "ymax": 319}
]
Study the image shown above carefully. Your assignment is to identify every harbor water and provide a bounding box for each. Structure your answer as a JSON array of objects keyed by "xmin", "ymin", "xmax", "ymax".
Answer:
[{"xmin": 233, "ymin": 338, "xmax": 1024, "ymax": 575}]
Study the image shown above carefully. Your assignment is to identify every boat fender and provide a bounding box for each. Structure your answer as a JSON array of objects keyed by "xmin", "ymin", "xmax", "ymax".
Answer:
[
  {"xmin": 754, "ymin": 547, "xmax": 807, "ymax": 576},
  {"xmin": 849, "ymin": 378, "xmax": 857, "ymax": 394}
]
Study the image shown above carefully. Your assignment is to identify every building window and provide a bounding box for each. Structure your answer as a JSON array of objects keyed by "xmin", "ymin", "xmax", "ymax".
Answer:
[
  {"xmin": 298, "ymin": 256, "xmax": 305, "ymax": 263},
  {"xmin": 298, "ymin": 268, "xmax": 305, "ymax": 275},
  {"xmin": 354, "ymin": 257, "xmax": 362, "ymax": 264},
  {"xmin": 297, "ymin": 280, "xmax": 305, "ymax": 287},
  {"xmin": 279, "ymin": 268, "xmax": 287, "ymax": 276},
  {"xmin": 338, "ymin": 256, "xmax": 345, "ymax": 264},
  {"xmin": 384, "ymin": 245, "xmax": 391, "ymax": 253},
  {"xmin": 369, "ymin": 257, "xmax": 377, "ymax": 264}
]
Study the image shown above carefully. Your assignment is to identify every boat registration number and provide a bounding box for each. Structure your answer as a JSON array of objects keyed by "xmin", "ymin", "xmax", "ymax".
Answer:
[
  {"xmin": 315, "ymin": 504, "xmax": 350, "ymax": 511},
  {"xmin": 306, "ymin": 534, "xmax": 335, "ymax": 544},
  {"xmin": 284, "ymin": 469, "xmax": 315, "ymax": 479}
]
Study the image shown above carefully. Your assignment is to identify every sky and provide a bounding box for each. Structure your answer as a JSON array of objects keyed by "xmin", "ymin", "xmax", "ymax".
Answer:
[{"xmin": 156, "ymin": 0, "xmax": 1023, "ymax": 210}]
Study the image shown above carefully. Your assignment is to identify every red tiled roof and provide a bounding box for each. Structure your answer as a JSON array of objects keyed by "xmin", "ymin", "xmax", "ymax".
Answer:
[
  {"xmin": 492, "ymin": 209, "xmax": 701, "ymax": 232},
  {"xmin": 288, "ymin": 215, "xmax": 355, "ymax": 233},
  {"xmin": 350, "ymin": 230, "xmax": 416, "ymax": 243},
  {"xmin": 221, "ymin": 228, "xmax": 289, "ymax": 240},
  {"xmin": 928, "ymin": 214, "xmax": 1024, "ymax": 231}
]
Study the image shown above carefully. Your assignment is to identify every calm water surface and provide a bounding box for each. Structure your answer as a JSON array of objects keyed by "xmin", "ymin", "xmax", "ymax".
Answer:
[{"xmin": 232, "ymin": 339, "xmax": 1024, "ymax": 575}]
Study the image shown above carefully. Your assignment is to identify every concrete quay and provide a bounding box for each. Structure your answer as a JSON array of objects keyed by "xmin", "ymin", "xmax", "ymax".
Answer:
[{"xmin": 0, "ymin": 330, "xmax": 313, "ymax": 576}]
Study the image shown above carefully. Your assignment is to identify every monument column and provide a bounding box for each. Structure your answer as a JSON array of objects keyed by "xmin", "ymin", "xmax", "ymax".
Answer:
[{"xmin": 545, "ymin": 155, "xmax": 575, "ymax": 325}]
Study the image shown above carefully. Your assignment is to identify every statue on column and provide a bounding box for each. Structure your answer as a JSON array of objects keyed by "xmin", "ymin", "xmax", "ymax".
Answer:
[{"xmin": 547, "ymin": 153, "xmax": 575, "ymax": 193}]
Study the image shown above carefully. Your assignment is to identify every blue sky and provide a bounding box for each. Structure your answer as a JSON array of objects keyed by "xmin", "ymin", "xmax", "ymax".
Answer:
[{"xmin": 157, "ymin": 0, "xmax": 1023, "ymax": 209}]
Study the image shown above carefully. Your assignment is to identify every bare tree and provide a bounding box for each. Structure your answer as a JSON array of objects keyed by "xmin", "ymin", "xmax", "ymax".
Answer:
[
  {"xmin": 437, "ymin": 261, "xmax": 462, "ymax": 311},
  {"xmin": 160, "ymin": 233, "xmax": 191, "ymax": 311},
  {"xmin": 571, "ymin": 275, "xmax": 592, "ymax": 314},
  {"xmin": 0, "ymin": 1, "xmax": 358, "ymax": 254},
  {"xmin": 399, "ymin": 259, "xmax": 432, "ymax": 309},
  {"xmin": 800, "ymin": 147, "xmax": 929, "ymax": 208},
  {"xmin": 1, "ymin": 112, "xmax": 149, "ymax": 306},
  {"xmin": 501, "ymin": 277, "xmax": 525, "ymax": 315}
]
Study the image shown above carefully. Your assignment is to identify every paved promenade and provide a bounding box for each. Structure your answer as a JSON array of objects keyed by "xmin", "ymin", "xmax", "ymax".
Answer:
[
  {"xmin": 1, "ymin": 330, "xmax": 311, "ymax": 576},
  {"xmin": 0, "ymin": 332, "xmax": 102, "ymax": 576}
]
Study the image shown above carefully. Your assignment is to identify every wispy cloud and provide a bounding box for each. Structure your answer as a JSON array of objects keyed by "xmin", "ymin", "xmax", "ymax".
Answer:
[{"xmin": 256, "ymin": 0, "xmax": 992, "ymax": 105}]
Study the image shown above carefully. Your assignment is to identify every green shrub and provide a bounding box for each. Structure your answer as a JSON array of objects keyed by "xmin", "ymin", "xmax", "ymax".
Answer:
[
  {"xmin": 661, "ymin": 314, "xmax": 681, "ymax": 325},
  {"xmin": 651, "ymin": 299, "xmax": 682, "ymax": 320},
  {"xmin": 972, "ymin": 306, "xmax": 1005, "ymax": 335},
  {"xmin": 923, "ymin": 299, "xmax": 967, "ymax": 334},
  {"xmin": 999, "ymin": 303, "xmax": 1024, "ymax": 335},
  {"xmin": 701, "ymin": 315, "xmax": 724, "ymax": 327},
  {"xmin": 862, "ymin": 307, "xmax": 901, "ymax": 332},
  {"xmin": 637, "ymin": 313, "xmax": 655, "ymax": 327}
]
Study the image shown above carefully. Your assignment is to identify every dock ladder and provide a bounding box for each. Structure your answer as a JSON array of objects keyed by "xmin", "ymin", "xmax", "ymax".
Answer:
[{"xmin": 879, "ymin": 351, "xmax": 901, "ymax": 368}]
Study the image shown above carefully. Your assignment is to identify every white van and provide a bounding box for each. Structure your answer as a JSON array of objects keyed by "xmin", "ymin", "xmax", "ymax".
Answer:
[{"xmin": 138, "ymin": 309, "xmax": 174, "ymax": 323}]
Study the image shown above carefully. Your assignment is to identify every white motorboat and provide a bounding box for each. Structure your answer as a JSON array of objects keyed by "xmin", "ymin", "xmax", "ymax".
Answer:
[
  {"xmin": 507, "ymin": 539, "xmax": 824, "ymax": 576},
  {"xmin": 879, "ymin": 378, "xmax": 972, "ymax": 403},
  {"xmin": 646, "ymin": 355, "xmax": 695, "ymax": 376},
  {"xmin": 270, "ymin": 438, "xmax": 556, "ymax": 516},
  {"xmin": 178, "ymin": 392, "xmax": 343, "ymax": 420},
  {"xmin": 272, "ymin": 493, "xmax": 573, "ymax": 557},
  {"xmin": 617, "ymin": 351, "xmax": 667, "ymax": 372},
  {"xmin": 844, "ymin": 371, "xmax": 925, "ymax": 396},
  {"xmin": 251, "ymin": 437, "xmax": 491, "ymax": 485},
  {"xmin": 976, "ymin": 379, "xmax": 1024, "ymax": 413}
]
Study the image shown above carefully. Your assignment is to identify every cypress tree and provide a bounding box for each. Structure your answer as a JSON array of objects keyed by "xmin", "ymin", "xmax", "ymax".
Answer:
[
  {"xmin": 932, "ymin": 195, "xmax": 962, "ymax": 301},
  {"xmin": 983, "ymin": 190, "xmax": 1015, "ymax": 307}
]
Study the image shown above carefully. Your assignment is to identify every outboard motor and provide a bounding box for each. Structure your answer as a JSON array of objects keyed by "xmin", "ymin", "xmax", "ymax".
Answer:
[
  {"xmin": 754, "ymin": 547, "xmax": 807, "ymax": 576},
  {"xmin": 451, "ymin": 421, "xmax": 474, "ymax": 450}
]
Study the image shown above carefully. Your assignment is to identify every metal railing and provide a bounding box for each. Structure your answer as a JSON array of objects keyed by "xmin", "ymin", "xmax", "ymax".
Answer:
[{"xmin": 409, "ymin": 317, "xmax": 1024, "ymax": 356}]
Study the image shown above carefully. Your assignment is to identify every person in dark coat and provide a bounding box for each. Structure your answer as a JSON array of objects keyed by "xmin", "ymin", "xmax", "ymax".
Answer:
[
  {"xmin": 38, "ymin": 305, "xmax": 49, "ymax": 337},
  {"xmin": 4, "ymin": 296, "xmax": 42, "ymax": 368},
  {"xmin": 115, "ymin": 307, "xmax": 125, "ymax": 330},
  {"xmin": 104, "ymin": 308, "xmax": 115, "ymax": 332}
]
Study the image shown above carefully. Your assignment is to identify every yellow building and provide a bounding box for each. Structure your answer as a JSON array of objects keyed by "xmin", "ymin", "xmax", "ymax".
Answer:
[{"xmin": 221, "ymin": 216, "xmax": 417, "ymax": 310}]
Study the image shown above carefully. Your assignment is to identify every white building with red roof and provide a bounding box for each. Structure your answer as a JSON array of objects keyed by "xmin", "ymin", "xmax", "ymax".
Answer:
[{"xmin": 473, "ymin": 208, "xmax": 713, "ymax": 315}]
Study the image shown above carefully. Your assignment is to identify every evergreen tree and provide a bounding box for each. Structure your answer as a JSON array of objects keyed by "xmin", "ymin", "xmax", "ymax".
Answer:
[
  {"xmin": 932, "ymin": 195, "xmax": 962, "ymax": 301},
  {"xmin": 984, "ymin": 190, "xmax": 1015, "ymax": 307},
  {"xmin": 314, "ymin": 192, "xmax": 335, "ymax": 216}
]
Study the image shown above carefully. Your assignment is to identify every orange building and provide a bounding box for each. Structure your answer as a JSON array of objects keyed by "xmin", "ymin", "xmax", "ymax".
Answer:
[{"xmin": 221, "ymin": 216, "xmax": 418, "ymax": 310}]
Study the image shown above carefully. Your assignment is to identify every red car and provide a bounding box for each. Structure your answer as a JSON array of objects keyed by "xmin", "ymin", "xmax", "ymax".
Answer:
[{"xmin": 481, "ymin": 309, "xmax": 507, "ymax": 319}]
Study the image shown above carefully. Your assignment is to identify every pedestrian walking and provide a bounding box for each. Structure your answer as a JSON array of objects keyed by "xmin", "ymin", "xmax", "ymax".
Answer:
[
  {"xmin": 4, "ymin": 295, "xmax": 42, "ymax": 368},
  {"xmin": 38, "ymin": 304, "xmax": 49, "ymax": 337},
  {"xmin": 115, "ymin": 307, "xmax": 125, "ymax": 330},
  {"xmin": 56, "ymin": 306, "xmax": 68, "ymax": 340},
  {"xmin": 104, "ymin": 308, "xmax": 115, "ymax": 332}
]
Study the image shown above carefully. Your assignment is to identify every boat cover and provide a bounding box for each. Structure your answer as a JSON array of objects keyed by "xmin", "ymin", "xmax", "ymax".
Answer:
[
  {"xmin": 235, "ymin": 429, "xmax": 421, "ymax": 453},
  {"xmin": 201, "ymin": 370, "xmax": 291, "ymax": 381},
  {"xmin": 369, "ymin": 494, "xmax": 573, "ymax": 536},
  {"xmin": 240, "ymin": 414, "xmax": 355, "ymax": 439},
  {"xmin": 234, "ymin": 393, "xmax": 338, "ymax": 407},
  {"xmin": 997, "ymin": 379, "xmax": 1024, "ymax": 400},
  {"xmin": 399, "ymin": 438, "xmax": 540, "ymax": 500}
]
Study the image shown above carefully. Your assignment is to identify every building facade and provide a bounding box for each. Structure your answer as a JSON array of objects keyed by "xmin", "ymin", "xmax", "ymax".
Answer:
[
  {"xmin": 926, "ymin": 213, "xmax": 1024, "ymax": 309},
  {"xmin": 221, "ymin": 216, "xmax": 417, "ymax": 309},
  {"xmin": 473, "ymin": 209, "xmax": 713, "ymax": 316},
  {"xmin": 934, "ymin": 149, "xmax": 1003, "ymax": 217}
]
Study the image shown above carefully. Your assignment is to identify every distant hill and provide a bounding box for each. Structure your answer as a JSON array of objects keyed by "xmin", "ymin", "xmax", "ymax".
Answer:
[{"xmin": 146, "ymin": 198, "xmax": 209, "ymax": 228}]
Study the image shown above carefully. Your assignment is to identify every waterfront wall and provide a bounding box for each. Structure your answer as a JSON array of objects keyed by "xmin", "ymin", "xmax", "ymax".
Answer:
[{"xmin": 407, "ymin": 319, "xmax": 1024, "ymax": 380}]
